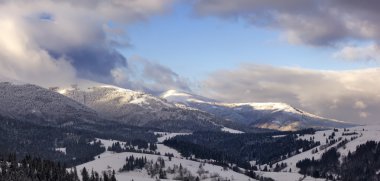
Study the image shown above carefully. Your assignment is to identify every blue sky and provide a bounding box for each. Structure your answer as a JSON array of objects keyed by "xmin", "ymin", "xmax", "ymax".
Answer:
[{"xmin": 122, "ymin": 2, "xmax": 377, "ymax": 80}]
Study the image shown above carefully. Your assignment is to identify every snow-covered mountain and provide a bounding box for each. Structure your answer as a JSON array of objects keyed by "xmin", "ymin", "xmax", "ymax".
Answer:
[
  {"xmin": 0, "ymin": 82, "xmax": 103, "ymax": 126},
  {"xmin": 0, "ymin": 79, "xmax": 352, "ymax": 132},
  {"xmin": 161, "ymin": 90, "xmax": 354, "ymax": 131},
  {"xmin": 161, "ymin": 89, "xmax": 217, "ymax": 103},
  {"xmin": 57, "ymin": 85, "xmax": 224, "ymax": 132}
]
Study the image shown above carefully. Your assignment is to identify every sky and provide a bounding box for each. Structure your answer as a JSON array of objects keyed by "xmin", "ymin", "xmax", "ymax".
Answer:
[
  {"xmin": 124, "ymin": 2, "xmax": 376, "ymax": 79},
  {"xmin": 1, "ymin": 0, "xmax": 380, "ymax": 124}
]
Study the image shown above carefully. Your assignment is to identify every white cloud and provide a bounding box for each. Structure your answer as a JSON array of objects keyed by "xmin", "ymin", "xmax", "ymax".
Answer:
[
  {"xmin": 201, "ymin": 64, "xmax": 380, "ymax": 124},
  {"xmin": 0, "ymin": 17, "xmax": 76, "ymax": 87},
  {"xmin": 334, "ymin": 44, "xmax": 380, "ymax": 62},
  {"xmin": 359, "ymin": 112, "xmax": 369, "ymax": 118},
  {"xmin": 354, "ymin": 101, "xmax": 367, "ymax": 109},
  {"xmin": 110, "ymin": 56, "xmax": 191, "ymax": 93}
]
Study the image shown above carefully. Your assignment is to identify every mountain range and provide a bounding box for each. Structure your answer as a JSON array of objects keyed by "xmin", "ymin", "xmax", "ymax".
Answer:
[
  {"xmin": 161, "ymin": 89, "xmax": 353, "ymax": 131},
  {"xmin": 57, "ymin": 85, "xmax": 223, "ymax": 132},
  {"xmin": 0, "ymin": 81, "xmax": 353, "ymax": 132}
]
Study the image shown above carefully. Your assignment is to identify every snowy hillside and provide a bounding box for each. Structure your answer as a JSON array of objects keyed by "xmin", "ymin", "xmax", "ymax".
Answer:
[
  {"xmin": 57, "ymin": 85, "xmax": 224, "ymax": 132},
  {"xmin": 267, "ymin": 125, "xmax": 379, "ymax": 174},
  {"xmin": 0, "ymin": 82, "xmax": 103, "ymax": 125},
  {"xmin": 161, "ymin": 90, "xmax": 354, "ymax": 131},
  {"xmin": 73, "ymin": 133, "xmax": 328, "ymax": 181},
  {"xmin": 74, "ymin": 135, "xmax": 255, "ymax": 181}
]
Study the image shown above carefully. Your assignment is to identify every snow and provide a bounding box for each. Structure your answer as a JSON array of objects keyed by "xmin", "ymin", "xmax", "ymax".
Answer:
[
  {"xmin": 94, "ymin": 138, "xmax": 127, "ymax": 149},
  {"xmin": 55, "ymin": 148, "xmax": 66, "ymax": 155},
  {"xmin": 75, "ymin": 151, "xmax": 255, "ymax": 181},
  {"xmin": 161, "ymin": 90, "xmax": 304, "ymax": 114},
  {"xmin": 160, "ymin": 89, "xmax": 216, "ymax": 104},
  {"xmin": 222, "ymin": 102, "xmax": 343, "ymax": 124},
  {"xmin": 73, "ymin": 126, "xmax": 380, "ymax": 181},
  {"xmin": 274, "ymin": 129, "xmax": 345, "ymax": 173},
  {"xmin": 129, "ymin": 97, "xmax": 148, "ymax": 105},
  {"xmin": 161, "ymin": 89, "xmax": 352, "ymax": 131},
  {"xmin": 270, "ymin": 125, "xmax": 380, "ymax": 173},
  {"xmin": 161, "ymin": 90, "xmax": 195, "ymax": 103},
  {"xmin": 74, "ymin": 134, "xmax": 255, "ymax": 181},
  {"xmin": 56, "ymin": 85, "xmax": 223, "ymax": 131},
  {"xmin": 221, "ymin": 127, "xmax": 244, "ymax": 134},
  {"xmin": 272, "ymin": 135, "xmax": 287, "ymax": 138},
  {"xmin": 156, "ymin": 144, "xmax": 183, "ymax": 158},
  {"xmin": 155, "ymin": 132, "xmax": 191, "ymax": 143},
  {"xmin": 58, "ymin": 84, "xmax": 175, "ymax": 111},
  {"xmin": 336, "ymin": 125, "xmax": 380, "ymax": 157},
  {"xmin": 226, "ymin": 102, "xmax": 298, "ymax": 113},
  {"xmin": 0, "ymin": 82, "xmax": 100, "ymax": 124},
  {"xmin": 255, "ymin": 171, "xmax": 325, "ymax": 181},
  {"xmin": 76, "ymin": 139, "xmax": 324, "ymax": 181}
]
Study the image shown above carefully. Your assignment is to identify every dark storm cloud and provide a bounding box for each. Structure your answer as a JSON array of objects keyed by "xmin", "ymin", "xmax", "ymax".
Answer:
[{"xmin": 48, "ymin": 46, "xmax": 127, "ymax": 83}]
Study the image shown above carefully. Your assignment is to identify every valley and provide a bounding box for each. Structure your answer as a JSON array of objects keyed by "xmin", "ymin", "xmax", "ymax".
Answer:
[
  {"xmin": 1, "ymin": 1, "xmax": 378, "ymax": 180},
  {"xmin": 0, "ymin": 81, "xmax": 377, "ymax": 181},
  {"xmin": 73, "ymin": 125, "xmax": 380, "ymax": 181}
]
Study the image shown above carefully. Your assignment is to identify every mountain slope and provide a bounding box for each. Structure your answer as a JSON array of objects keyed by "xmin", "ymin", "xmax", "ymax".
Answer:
[
  {"xmin": 57, "ymin": 85, "xmax": 224, "ymax": 132},
  {"xmin": 161, "ymin": 90, "xmax": 353, "ymax": 131},
  {"xmin": 0, "ymin": 82, "xmax": 104, "ymax": 126}
]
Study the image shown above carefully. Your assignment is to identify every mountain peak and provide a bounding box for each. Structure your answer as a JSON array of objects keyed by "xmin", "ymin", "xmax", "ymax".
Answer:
[{"xmin": 161, "ymin": 89, "xmax": 217, "ymax": 104}]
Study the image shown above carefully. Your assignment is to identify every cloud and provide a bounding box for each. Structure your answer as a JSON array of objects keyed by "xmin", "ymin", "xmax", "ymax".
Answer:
[
  {"xmin": 0, "ymin": 0, "xmax": 173, "ymax": 87},
  {"xmin": 0, "ymin": 17, "xmax": 76, "ymax": 86},
  {"xmin": 354, "ymin": 101, "xmax": 367, "ymax": 110},
  {"xmin": 111, "ymin": 56, "xmax": 191, "ymax": 94},
  {"xmin": 192, "ymin": 0, "xmax": 380, "ymax": 47},
  {"xmin": 201, "ymin": 64, "xmax": 380, "ymax": 124},
  {"xmin": 334, "ymin": 44, "xmax": 380, "ymax": 62}
]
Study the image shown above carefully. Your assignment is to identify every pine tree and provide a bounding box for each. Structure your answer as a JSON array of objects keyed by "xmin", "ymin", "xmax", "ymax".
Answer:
[
  {"xmin": 103, "ymin": 171, "xmax": 109, "ymax": 181},
  {"xmin": 82, "ymin": 167, "xmax": 90, "ymax": 181},
  {"xmin": 111, "ymin": 170, "xmax": 117, "ymax": 181}
]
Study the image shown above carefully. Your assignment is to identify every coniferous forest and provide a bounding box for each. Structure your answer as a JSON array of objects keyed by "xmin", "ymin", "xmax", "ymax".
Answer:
[
  {"xmin": 0, "ymin": 115, "xmax": 158, "ymax": 167},
  {"xmin": 0, "ymin": 154, "xmax": 78, "ymax": 181},
  {"xmin": 0, "ymin": 153, "xmax": 117, "ymax": 181},
  {"xmin": 163, "ymin": 129, "xmax": 319, "ymax": 168}
]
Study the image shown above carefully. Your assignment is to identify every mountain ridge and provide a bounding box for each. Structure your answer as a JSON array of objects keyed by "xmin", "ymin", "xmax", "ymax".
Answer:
[
  {"xmin": 160, "ymin": 89, "xmax": 354, "ymax": 131},
  {"xmin": 56, "ymin": 85, "xmax": 226, "ymax": 132},
  {"xmin": 0, "ymin": 82, "xmax": 104, "ymax": 126}
]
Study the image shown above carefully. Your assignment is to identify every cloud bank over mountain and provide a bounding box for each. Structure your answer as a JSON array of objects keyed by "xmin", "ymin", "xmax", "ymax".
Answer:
[
  {"xmin": 0, "ymin": 0, "xmax": 173, "ymax": 87},
  {"xmin": 201, "ymin": 64, "xmax": 380, "ymax": 124},
  {"xmin": 111, "ymin": 56, "xmax": 191, "ymax": 94}
]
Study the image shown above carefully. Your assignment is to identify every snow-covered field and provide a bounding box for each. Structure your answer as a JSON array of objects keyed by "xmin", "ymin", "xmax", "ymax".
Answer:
[
  {"xmin": 74, "ymin": 134, "xmax": 254, "ymax": 181},
  {"xmin": 76, "ymin": 151, "xmax": 254, "ymax": 181}
]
